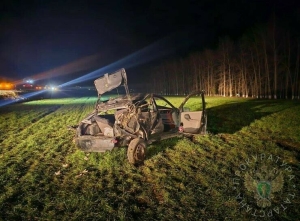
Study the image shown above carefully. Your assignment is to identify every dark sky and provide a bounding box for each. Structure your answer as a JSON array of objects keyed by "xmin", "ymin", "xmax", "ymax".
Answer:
[{"xmin": 0, "ymin": 0, "xmax": 299, "ymax": 85}]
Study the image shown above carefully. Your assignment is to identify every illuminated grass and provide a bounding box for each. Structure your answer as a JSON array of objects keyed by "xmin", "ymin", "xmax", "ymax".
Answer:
[{"xmin": 0, "ymin": 97, "xmax": 299, "ymax": 220}]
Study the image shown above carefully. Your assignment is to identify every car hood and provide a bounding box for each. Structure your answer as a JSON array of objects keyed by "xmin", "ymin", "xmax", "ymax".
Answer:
[{"xmin": 94, "ymin": 68, "xmax": 128, "ymax": 95}]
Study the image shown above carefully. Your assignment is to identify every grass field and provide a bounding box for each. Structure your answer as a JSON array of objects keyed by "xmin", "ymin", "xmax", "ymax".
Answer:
[{"xmin": 0, "ymin": 96, "xmax": 299, "ymax": 220}]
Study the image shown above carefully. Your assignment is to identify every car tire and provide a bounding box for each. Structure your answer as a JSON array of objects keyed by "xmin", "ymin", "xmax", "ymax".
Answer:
[{"xmin": 127, "ymin": 138, "xmax": 146, "ymax": 165}]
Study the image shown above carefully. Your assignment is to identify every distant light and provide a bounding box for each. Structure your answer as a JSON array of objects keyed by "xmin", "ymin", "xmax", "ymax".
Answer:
[
  {"xmin": 45, "ymin": 85, "xmax": 58, "ymax": 91},
  {"xmin": 25, "ymin": 79, "xmax": 34, "ymax": 84},
  {"xmin": 0, "ymin": 82, "xmax": 13, "ymax": 89}
]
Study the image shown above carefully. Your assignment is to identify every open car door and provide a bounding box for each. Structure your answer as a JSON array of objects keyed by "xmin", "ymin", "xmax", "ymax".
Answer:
[{"xmin": 178, "ymin": 91, "xmax": 206, "ymax": 134}]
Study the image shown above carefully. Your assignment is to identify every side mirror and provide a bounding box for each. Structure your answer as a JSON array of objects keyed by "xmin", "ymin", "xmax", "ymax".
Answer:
[{"xmin": 184, "ymin": 114, "xmax": 191, "ymax": 120}]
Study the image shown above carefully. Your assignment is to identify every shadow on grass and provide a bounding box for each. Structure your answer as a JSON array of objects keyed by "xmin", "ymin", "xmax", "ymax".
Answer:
[
  {"xmin": 146, "ymin": 137, "xmax": 182, "ymax": 160},
  {"xmin": 207, "ymin": 99, "xmax": 299, "ymax": 134}
]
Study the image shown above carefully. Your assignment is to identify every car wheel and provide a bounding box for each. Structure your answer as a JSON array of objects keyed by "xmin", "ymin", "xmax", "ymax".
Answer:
[{"xmin": 127, "ymin": 138, "xmax": 146, "ymax": 165}]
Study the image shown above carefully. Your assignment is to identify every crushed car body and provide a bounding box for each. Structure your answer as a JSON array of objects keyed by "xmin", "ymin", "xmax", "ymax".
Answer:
[{"xmin": 74, "ymin": 68, "xmax": 207, "ymax": 164}]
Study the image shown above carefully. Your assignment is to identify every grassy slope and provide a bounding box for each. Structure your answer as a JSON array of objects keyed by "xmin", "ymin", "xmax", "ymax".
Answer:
[{"xmin": 0, "ymin": 97, "xmax": 299, "ymax": 220}]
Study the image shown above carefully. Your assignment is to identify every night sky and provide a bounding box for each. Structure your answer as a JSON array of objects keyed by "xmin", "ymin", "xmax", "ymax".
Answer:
[{"xmin": 0, "ymin": 0, "xmax": 299, "ymax": 86}]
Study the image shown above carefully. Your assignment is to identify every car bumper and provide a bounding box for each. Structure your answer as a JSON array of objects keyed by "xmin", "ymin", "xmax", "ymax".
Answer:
[{"xmin": 75, "ymin": 135, "xmax": 115, "ymax": 152}]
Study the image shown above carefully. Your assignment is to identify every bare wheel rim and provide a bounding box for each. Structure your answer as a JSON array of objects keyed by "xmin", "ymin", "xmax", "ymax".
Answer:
[{"xmin": 134, "ymin": 143, "xmax": 145, "ymax": 161}]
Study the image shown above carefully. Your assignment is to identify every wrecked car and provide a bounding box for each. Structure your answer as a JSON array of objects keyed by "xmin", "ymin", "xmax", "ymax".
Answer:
[{"xmin": 74, "ymin": 68, "xmax": 207, "ymax": 164}]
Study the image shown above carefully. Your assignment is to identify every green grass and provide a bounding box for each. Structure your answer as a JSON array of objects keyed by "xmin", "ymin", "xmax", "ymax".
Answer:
[{"xmin": 0, "ymin": 97, "xmax": 299, "ymax": 220}]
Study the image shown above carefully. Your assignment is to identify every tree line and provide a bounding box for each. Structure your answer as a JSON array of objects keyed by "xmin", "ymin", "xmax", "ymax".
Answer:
[{"xmin": 144, "ymin": 21, "xmax": 300, "ymax": 99}]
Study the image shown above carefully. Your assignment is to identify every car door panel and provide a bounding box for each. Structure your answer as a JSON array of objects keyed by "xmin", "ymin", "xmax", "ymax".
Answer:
[
  {"xmin": 178, "ymin": 91, "xmax": 206, "ymax": 134},
  {"xmin": 180, "ymin": 111, "xmax": 202, "ymax": 133}
]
